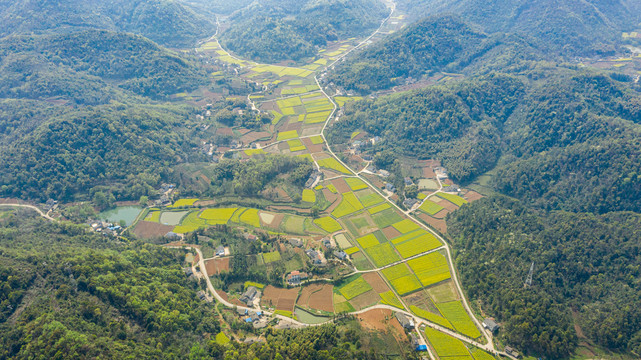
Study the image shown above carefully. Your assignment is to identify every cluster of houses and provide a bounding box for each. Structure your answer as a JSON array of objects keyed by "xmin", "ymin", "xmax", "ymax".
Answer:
[
  {"xmin": 286, "ymin": 270, "xmax": 309, "ymax": 285},
  {"xmin": 89, "ymin": 221, "xmax": 122, "ymax": 236},
  {"xmin": 395, "ymin": 313, "xmax": 428, "ymax": 352},
  {"xmin": 305, "ymin": 249, "xmax": 327, "ymax": 266},
  {"xmin": 305, "ymin": 170, "xmax": 322, "ymax": 189},
  {"xmin": 237, "ymin": 308, "xmax": 267, "ymax": 329},
  {"xmin": 155, "ymin": 183, "xmax": 175, "ymax": 207}
]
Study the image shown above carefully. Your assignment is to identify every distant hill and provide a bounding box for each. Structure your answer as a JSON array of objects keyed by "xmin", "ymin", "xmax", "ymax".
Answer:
[
  {"xmin": 396, "ymin": 0, "xmax": 641, "ymax": 56},
  {"xmin": 0, "ymin": 30, "xmax": 208, "ymax": 103},
  {"xmin": 219, "ymin": 0, "xmax": 389, "ymax": 63},
  {"xmin": 0, "ymin": 0, "xmax": 216, "ymax": 47}
]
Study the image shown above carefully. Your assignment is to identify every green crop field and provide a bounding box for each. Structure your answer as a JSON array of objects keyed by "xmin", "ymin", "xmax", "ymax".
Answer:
[
  {"xmin": 334, "ymin": 96, "xmax": 363, "ymax": 107},
  {"xmin": 356, "ymin": 233, "xmax": 379, "ymax": 249},
  {"xmin": 419, "ymin": 200, "xmax": 445, "ymax": 215},
  {"xmin": 331, "ymin": 192, "xmax": 363, "ymax": 218},
  {"xmin": 305, "ymin": 112, "xmax": 332, "ymax": 124},
  {"xmin": 410, "ymin": 305, "xmax": 453, "ymax": 329},
  {"xmin": 395, "ymin": 233, "xmax": 442, "ymax": 258},
  {"xmin": 239, "ymin": 208, "xmax": 260, "ymax": 227},
  {"xmin": 365, "ymin": 242, "xmax": 400, "ymax": 268},
  {"xmin": 302, "ymin": 189, "xmax": 316, "ymax": 203},
  {"xmin": 318, "ymin": 157, "xmax": 352, "ymax": 174},
  {"xmin": 372, "ymin": 209, "xmax": 404, "ymax": 228},
  {"xmin": 244, "ymin": 148, "xmax": 267, "ymax": 156},
  {"xmin": 313, "ymin": 216, "xmax": 342, "ymax": 233},
  {"xmin": 436, "ymin": 193, "xmax": 468, "ymax": 207},
  {"xmin": 200, "ymin": 208, "xmax": 237, "ymax": 224},
  {"xmin": 379, "ymin": 291, "xmax": 403, "ymax": 309},
  {"xmin": 231, "ymin": 208, "xmax": 246, "ymax": 223},
  {"xmin": 436, "ymin": 301, "xmax": 482, "ymax": 339},
  {"xmin": 145, "ymin": 211, "xmax": 161, "ymax": 222},
  {"xmin": 170, "ymin": 198, "xmax": 198, "ymax": 207},
  {"xmin": 173, "ymin": 211, "xmax": 208, "ymax": 233},
  {"xmin": 277, "ymin": 97, "xmax": 303, "ymax": 109},
  {"xmin": 345, "ymin": 177, "xmax": 368, "ymax": 191},
  {"xmin": 338, "ymin": 276, "xmax": 373, "ymax": 300},
  {"xmin": 390, "ymin": 229, "xmax": 425, "ymax": 245},
  {"xmin": 407, "ymin": 252, "xmax": 451, "ymax": 287},
  {"xmin": 283, "ymin": 215, "xmax": 306, "ymax": 234},
  {"xmin": 216, "ymin": 332, "xmax": 230, "ymax": 345},
  {"xmin": 309, "ymin": 135, "xmax": 324, "ymax": 144},
  {"xmin": 471, "ymin": 349, "xmax": 498, "ymax": 360},
  {"xmin": 355, "ymin": 190, "xmax": 385, "ymax": 207},
  {"xmin": 287, "ymin": 139, "xmax": 306, "ymax": 152},
  {"xmin": 270, "ymin": 110, "xmax": 283, "ymax": 124},
  {"xmin": 244, "ymin": 281, "xmax": 266, "ymax": 290},
  {"xmin": 382, "ymin": 263, "xmax": 422, "ymax": 295},
  {"xmin": 277, "ymin": 130, "xmax": 299, "ymax": 141},
  {"xmin": 326, "ymin": 184, "xmax": 338, "ymax": 193},
  {"xmin": 392, "ymin": 219, "xmax": 420, "ymax": 233},
  {"xmin": 367, "ymin": 203, "xmax": 391, "ymax": 214},
  {"xmin": 424, "ymin": 327, "xmax": 471, "ymax": 358},
  {"xmin": 344, "ymin": 246, "xmax": 360, "ymax": 255},
  {"xmin": 262, "ymin": 251, "xmax": 282, "ymax": 264}
]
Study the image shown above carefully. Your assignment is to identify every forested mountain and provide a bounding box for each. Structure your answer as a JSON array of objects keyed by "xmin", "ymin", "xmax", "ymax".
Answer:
[
  {"xmin": 327, "ymin": 73, "xmax": 526, "ymax": 181},
  {"xmin": 0, "ymin": 212, "xmax": 396, "ymax": 359},
  {"xmin": 0, "ymin": 31, "xmax": 208, "ymax": 102},
  {"xmin": 0, "ymin": 103, "xmax": 201, "ymax": 202},
  {"xmin": 219, "ymin": 0, "xmax": 388, "ymax": 62},
  {"xmin": 448, "ymin": 197, "xmax": 641, "ymax": 358},
  {"xmin": 0, "ymin": 0, "xmax": 215, "ymax": 47},
  {"xmin": 329, "ymin": 70, "xmax": 641, "ymax": 213},
  {"xmin": 396, "ymin": 0, "xmax": 641, "ymax": 56}
]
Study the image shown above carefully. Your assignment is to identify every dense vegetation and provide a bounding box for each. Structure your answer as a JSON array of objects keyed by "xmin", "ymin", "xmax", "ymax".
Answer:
[
  {"xmin": 0, "ymin": 31, "xmax": 208, "ymax": 102},
  {"xmin": 327, "ymin": 15, "xmax": 488, "ymax": 93},
  {"xmin": 329, "ymin": 70, "xmax": 641, "ymax": 214},
  {"xmin": 328, "ymin": 73, "xmax": 526, "ymax": 182},
  {"xmin": 0, "ymin": 0, "xmax": 215, "ymax": 47},
  {"xmin": 0, "ymin": 102, "xmax": 203, "ymax": 202},
  {"xmin": 175, "ymin": 155, "xmax": 314, "ymax": 199},
  {"xmin": 448, "ymin": 196, "xmax": 641, "ymax": 358},
  {"xmin": 0, "ymin": 212, "xmax": 219, "ymax": 358},
  {"xmin": 395, "ymin": 0, "xmax": 641, "ymax": 56},
  {"xmin": 219, "ymin": 0, "xmax": 388, "ymax": 62}
]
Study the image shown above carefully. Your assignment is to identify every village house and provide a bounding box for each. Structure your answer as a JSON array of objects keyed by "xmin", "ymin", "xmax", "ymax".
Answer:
[
  {"xmin": 333, "ymin": 250, "xmax": 348, "ymax": 260},
  {"xmin": 483, "ymin": 318, "xmax": 500, "ymax": 333},
  {"xmin": 239, "ymin": 286, "xmax": 261, "ymax": 307},
  {"xmin": 215, "ymin": 245, "xmax": 225, "ymax": 257},
  {"xmin": 378, "ymin": 169, "xmax": 391, "ymax": 177},
  {"xmin": 395, "ymin": 312, "xmax": 415, "ymax": 330},
  {"xmin": 385, "ymin": 183, "xmax": 396, "ymax": 193},
  {"xmin": 504, "ymin": 346, "xmax": 520, "ymax": 359},
  {"xmin": 404, "ymin": 177, "xmax": 414, "ymax": 186},
  {"xmin": 305, "ymin": 249, "xmax": 326, "ymax": 266},
  {"xmin": 286, "ymin": 270, "xmax": 309, "ymax": 285},
  {"xmin": 321, "ymin": 238, "xmax": 334, "ymax": 249},
  {"xmin": 403, "ymin": 198, "xmax": 418, "ymax": 209},
  {"xmin": 288, "ymin": 238, "xmax": 303, "ymax": 247}
]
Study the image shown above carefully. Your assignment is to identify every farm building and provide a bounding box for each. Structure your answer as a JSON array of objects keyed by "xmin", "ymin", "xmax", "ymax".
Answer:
[
  {"xmin": 286, "ymin": 270, "xmax": 309, "ymax": 285},
  {"xmin": 404, "ymin": 177, "xmax": 413, "ymax": 186},
  {"xmin": 385, "ymin": 183, "xmax": 396, "ymax": 192},
  {"xmin": 165, "ymin": 232, "xmax": 181, "ymax": 241},
  {"xmin": 403, "ymin": 198, "xmax": 418, "ymax": 208},
  {"xmin": 505, "ymin": 346, "xmax": 521, "ymax": 359},
  {"xmin": 334, "ymin": 250, "xmax": 348, "ymax": 260},
  {"xmin": 240, "ymin": 286, "xmax": 261, "ymax": 306},
  {"xmin": 379, "ymin": 169, "xmax": 391, "ymax": 177},
  {"xmin": 395, "ymin": 312, "xmax": 415, "ymax": 330},
  {"xmin": 215, "ymin": 246, "xmax": 225, "ymax": 257},
  {"xmin": 322, "ymin": 238, "xmax": 334, "ymax": 249},
  {"xmin": 306, "ymin": 249, "xmax": 326, "ymax": 266},
  {"xmin": 483, "ymin": 318, "xmax": 500, "ymax": 333},
  {"xmin": 411, "ymin": 334, "xmax": 427, "ymax": 351},
  {"xmin": 289, "ymin": 238, "xmax": 303, "ymax": 247}
]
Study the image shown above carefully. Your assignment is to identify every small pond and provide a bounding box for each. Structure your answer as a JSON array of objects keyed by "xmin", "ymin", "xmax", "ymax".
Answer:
[
  {"xmin": 294, "ymin": 307, "xmax": 331, "ymax": 325},
  {"xmin": 99, "ymin": 206, "xmax": 142, "ymax": 226}
]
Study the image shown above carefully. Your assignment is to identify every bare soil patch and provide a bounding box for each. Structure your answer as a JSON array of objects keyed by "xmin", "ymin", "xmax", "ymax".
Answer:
[
  {"xmin": 262, "ymin": 286, "xmax": 299, "ymax": 312},
  {"xmin": 464, "ymin": 190, "xmax": 483, "ymax": 202},
  {"xmin": 241, "ymin": 131, "xmax": 271, "ymax": 144},
  {"xmin": 204, "ymin": 258, "xmax": 231, "ymax": 275},
  {"xmin": 216, "ymin": 127, "xmax": 233, "ymax": 136},
  {"xmin": 133, "ymin": 221, "xmax": 174, "ymax": 239},
  {"xmin": 349, "ymin": 289, "xmax": 381, "ymax": 310},
  {"xmin": 331, "ymin": 178, "xmax": 350, "ymax": 193},
  {"xmin": 308, "ymin": 284, "xmax": 334, "ymax": 313},
  {"xmin": 358, "ymin": 308, "xmax": 405, "ymax": 337},
  {"xmin": 362, "ymin": 272, "xmax": 390, "ymax": 293},
  {"xmin": 436, "ymin": 198, "xmax": 459, "ymax": 212},
  {"xmin": 382, "ymin": 226, "xmax": 401, "ymax": 240},
  {"xmin": 417, "ymin": 212, "xmax": 447, "ymax": 233}
]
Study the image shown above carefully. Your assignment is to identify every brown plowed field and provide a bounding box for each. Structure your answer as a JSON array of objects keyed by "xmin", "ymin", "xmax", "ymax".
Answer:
[
  {"xmin": 204, "ymin": 258, "xmax": 230, "ymax": 275},
  {"xmin": 132, "ymin": 221, "xmax": 174, "ymax": 239},
  {"xmin": 332, "ymin": 178, "xmax": 351, "ymax": 193},
  {"xmin": 363, "ymin": 272, "xmax": 390, "ymax": 293},
  {"xmin": 382, "ymin": 226, "xmax": 401, "ymax": 240},
  {"xmin": 308, "ymin": 284, "xmax": 334, "ymax": 312},
  {"xmin": 417, "ymin": 212, "xmax": 447, "ymax": 234},
  {"xmin": 464, "ymin": 190, "xmax": 483, "ymax": 202},
  {"xmin": 349, "ymin": 289, "xmax": 381, "ymax": 310},
  {"xmin": 262, "ymin": 286, "xmax": 299, "ymax": 312}
]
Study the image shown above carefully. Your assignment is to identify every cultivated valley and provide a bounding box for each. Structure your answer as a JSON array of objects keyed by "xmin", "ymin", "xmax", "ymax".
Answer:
[{"xmin": 0, "ymin": 0, "xmax": 640, "ymax": 359}]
